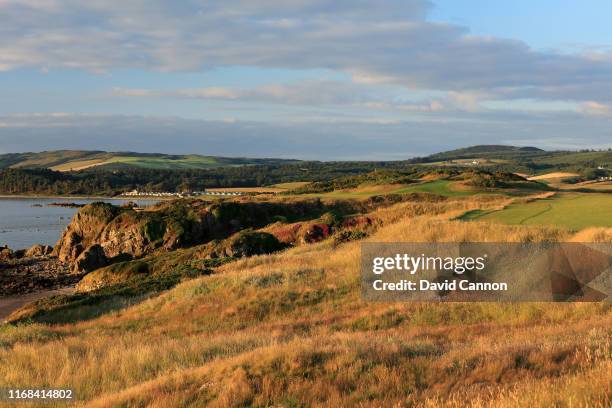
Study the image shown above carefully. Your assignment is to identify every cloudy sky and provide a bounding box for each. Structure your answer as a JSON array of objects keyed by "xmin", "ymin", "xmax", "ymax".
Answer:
[{"xmin": 1, "ymin": 0, "xmax": 611, "ymax": 159}]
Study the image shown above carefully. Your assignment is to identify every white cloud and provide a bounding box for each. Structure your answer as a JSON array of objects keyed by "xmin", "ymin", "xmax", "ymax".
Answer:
[
  {"xmin": 110, "ymin": 80, "xmax": 378, "ymax": 106},
  {"xmin": 2, "ymin": 0, "xmax": 612, "ymax": 105},
  {"xmin": 580, "ymin": 101, "xmax": 612, "ymax": 117}
]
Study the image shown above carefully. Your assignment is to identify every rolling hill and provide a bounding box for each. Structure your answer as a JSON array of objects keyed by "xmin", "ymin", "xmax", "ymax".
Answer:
[
  {"xmin": 411, "ymin": 145, "xmax": 612, "ymax": 177},
  {"xmin": 0, "ymin": 151, "xmax": 300, "ymax": 171},
  {"xmin": 418, "ymin": 144, "xmax": 546, "ymax": 162}
]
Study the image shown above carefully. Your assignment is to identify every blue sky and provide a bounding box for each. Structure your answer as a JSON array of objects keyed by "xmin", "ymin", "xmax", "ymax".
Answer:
[
  {"xmin": 432, "ymin": 0, "xmax": 612, "ymax": 50},
  {"xmin": 0, "ymin": 0, "xmax": 611, "ymax": 159}
]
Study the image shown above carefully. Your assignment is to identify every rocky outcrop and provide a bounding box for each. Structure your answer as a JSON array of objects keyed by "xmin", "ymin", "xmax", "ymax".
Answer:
[
  {"xmin": 0, "ymin": 246, "xmax": 14, "ymax": 261},
  {"xmin": 53, "ymin": 202, "xmax": 119, "ymax": 263},
  {"xmin": 53, "ymin": 202, "xmax": 191, "ymax": 265},
  {"xmin": 73, "ymin": 244, "xmax": 109, "ymax": 273},
  {"xmin": 53, "ymin": 199, "xmax": 329, "ymax": 269},
  {"xmin": 55, "ymin": 231, "xmax": 84, "ymax": 263},
  {"xmin": 25, "ymin": 244, "xmax": 53, "ymax": 258}
]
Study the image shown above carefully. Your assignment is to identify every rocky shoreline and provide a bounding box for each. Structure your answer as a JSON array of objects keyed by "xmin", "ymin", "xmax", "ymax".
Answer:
[{"xmin": 0, "ymin": 244, "xmax": 81, "ymax": 297}]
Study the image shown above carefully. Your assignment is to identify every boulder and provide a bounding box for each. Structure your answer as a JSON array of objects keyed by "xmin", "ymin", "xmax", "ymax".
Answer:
[
  {"xmin": 55, "ymin": 231, "xmax": 84, "ymax": 263},
  {"xmin": 25, "ymin": 244, "xmax": 53, "ymax": 258},
  {"xmin": 0, "ymin": 246, "xmax": 14, "ymax": 261},
  {"xmin": 73, "ymin": 244, "xmax": 109, "ymax": 273}
]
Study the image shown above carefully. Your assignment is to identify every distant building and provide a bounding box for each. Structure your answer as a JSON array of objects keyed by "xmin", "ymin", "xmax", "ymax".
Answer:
[{"xmin": 121, "ymin": 189, "xmax": 246, "ymax": 198}]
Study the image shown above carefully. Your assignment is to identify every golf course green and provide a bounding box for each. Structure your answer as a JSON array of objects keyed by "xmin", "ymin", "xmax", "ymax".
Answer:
[{"xmin": 462, "ymin": 193, "xmax": 612, "ymax": 230}]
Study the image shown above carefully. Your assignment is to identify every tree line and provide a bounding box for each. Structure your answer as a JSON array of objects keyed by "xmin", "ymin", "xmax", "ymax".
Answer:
[{"xmin": 0, "ymin": 162, "xmax": 405, "ymax": 195}]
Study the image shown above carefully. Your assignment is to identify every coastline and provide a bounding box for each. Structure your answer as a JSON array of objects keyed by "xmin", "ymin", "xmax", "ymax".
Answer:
[
  {"xmin": 0, "ymin": 194, "xmax": 172, "ymax": 200},
  {"xmin": 0, "ymin": 286, "xmax": 75, "ymax": 322}
]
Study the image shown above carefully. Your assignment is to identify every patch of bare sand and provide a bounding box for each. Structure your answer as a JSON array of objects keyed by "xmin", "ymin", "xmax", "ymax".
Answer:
[
  {"xmin": 1, "ymin": 286, "xmax": 74, "ymax": 321},
  {"xmin": 349, "ymin": 184, "xmax": 407, "ymax": 193}
]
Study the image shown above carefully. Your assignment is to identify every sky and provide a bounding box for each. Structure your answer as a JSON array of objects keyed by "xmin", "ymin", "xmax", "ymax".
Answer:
[{"xmin": 0, "ymin": 0, "xmax": 611, "ymax": 160}]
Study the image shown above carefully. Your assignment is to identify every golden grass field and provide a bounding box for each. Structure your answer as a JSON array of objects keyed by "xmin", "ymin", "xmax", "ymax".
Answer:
[
  {"xmin": 527, "ymin": 172, "xmax": 580, "ymax": 181},
  {"xmin": 0, "ymin": 194, "xmax": 610, "ymax": 407}
]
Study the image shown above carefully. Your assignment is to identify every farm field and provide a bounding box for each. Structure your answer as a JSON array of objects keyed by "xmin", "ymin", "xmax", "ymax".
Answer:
[
  {"xmin": 461, "ymin": 193, "xmax": 612, "ymax": 230},
  {"xmin": 51, "ymin": 155, "xmax": 221, "ymax": 171},
  {"xmin": 1, "ymin": 150, "xmax": 298, "ymax": 171}
]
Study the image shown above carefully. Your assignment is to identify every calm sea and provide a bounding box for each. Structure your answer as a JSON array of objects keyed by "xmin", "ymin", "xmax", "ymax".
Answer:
[{"xmin": 0, "ymin": 198, "xmax": 160, "ymax": 250}]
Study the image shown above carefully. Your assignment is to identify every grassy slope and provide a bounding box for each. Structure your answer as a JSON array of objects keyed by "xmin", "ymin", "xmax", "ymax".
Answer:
[
  {"xmin": 392, "ymin": 180, "xmax": 475, "ymax": 196},
  {"xmin": 58, "ymin": 155, "xmax": 220, "ymax": 170},
  {"xmin": 0, "ymin": 151, "xmax": 298, "ymax": 171},
  {"xmin": 463, "ymin": 193, "xmax": 612, "ymax": 230},
  {"xmin": 416, "ymin": 145, "xmax": 612, "ymax": 176},
  {"xmin": 1, "ymin": 196, "xmax": 610, "ymax": 407},
  {"xmin": 270, "ymin": 182, "xmax": 312, "ymax": 190},
  {"xmin": 300, "ymin": 180, "xmax": 478, "ymax": 199},
  {"xmin": 4, "ymin": 151, "xmax": 108, "ymax": 169}
]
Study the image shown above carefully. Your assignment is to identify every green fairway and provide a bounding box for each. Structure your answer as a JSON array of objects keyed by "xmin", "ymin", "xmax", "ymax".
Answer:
[
  {"xmin": 391, "ymin": 180, "xmax": 475, "ymax": 197},
  {"xmin": 462, "ymin": 193, "xmax": 612, "ymax": 230}
]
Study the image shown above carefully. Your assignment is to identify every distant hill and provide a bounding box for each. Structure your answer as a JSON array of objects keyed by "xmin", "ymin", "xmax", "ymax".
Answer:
[
  {"xmin": 418, "ymin": 145, "xmax": 546, "ymax": 162},
  {"xmin": 0, "ymin": 150, "xmax": 300, "ymax": 171},
  {"xmin": 410, "ymin": 145, "xmax": 611, "ymax": 176}
]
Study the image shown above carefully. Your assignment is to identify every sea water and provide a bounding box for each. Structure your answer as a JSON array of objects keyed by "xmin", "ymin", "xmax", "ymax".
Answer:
[{"xmin": 0, "ymin": 198, "xmax": 159, "ymax": 250}]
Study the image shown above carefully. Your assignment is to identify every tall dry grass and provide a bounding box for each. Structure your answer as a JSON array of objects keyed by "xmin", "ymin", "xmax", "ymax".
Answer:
[{"xmin": 0, "ymin": 195, "xmax": 610, "ymax": 407}]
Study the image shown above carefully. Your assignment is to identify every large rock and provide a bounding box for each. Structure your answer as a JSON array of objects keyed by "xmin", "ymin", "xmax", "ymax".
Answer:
[
  {"xmin": 0, "ymin": 246, "xmax": 13, "ymax": 261},
  {"xmin": 53, "ymin": 202, "xmax": 119, "ymax": 263},
  {"xmin": 25, "ymin": 244, "xmax": 53, "ymax": 258},
  {"xmin": 73, "ymin": 244, "xmax": 109, "ymax": 273},
  {"xmin": 55, "ymin": 231, "xmax": 84, "ymax": 263},
  {"xmin": 53, "ymin": 199, "xmax": 331, "ymax": 268}
]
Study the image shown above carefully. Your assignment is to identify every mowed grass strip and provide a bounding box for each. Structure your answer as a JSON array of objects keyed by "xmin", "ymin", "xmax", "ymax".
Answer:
[
  {"xmin": 391, "ymin": 180, "xmax": 475, "ymax": 197},
  {"xmin": 463, "ymin": 193, "xmax": 612, "ymax": 230}
]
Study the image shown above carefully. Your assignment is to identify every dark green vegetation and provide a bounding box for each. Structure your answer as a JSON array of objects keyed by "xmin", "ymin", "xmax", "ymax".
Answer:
[
  {"xmin": 0, "ymin": 162, "xmax": 403, "ymax": 195},
  {"xmin": 410, "ymin": 144, "xmax": 612, "ymax": 176},
  {"xmin": 0, "ymin": 146, "xmax": 609, "ymax": 196},
  {"xmin": 292, "ymin": 168, "xmax": 549, "ymax": 197},
  {"xmin": 291, "ymin": 169, "xmax": 419, "ymax": 193},
  {"xmin": 413, "ymin": 145, "xmax": 546, "ymax": 162}
]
